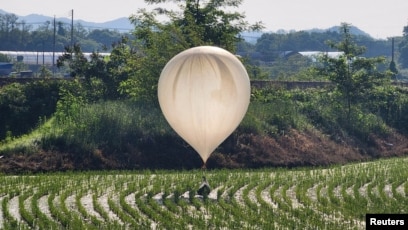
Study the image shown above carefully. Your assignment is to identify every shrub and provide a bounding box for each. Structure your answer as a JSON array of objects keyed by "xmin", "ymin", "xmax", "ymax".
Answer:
[{"xmin": 0, "ymin": 80, "xmax": 60, "ymax": 140}]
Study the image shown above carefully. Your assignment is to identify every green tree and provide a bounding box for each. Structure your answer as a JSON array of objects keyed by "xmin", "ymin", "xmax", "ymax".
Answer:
[
  {"xmin": 0, "ymin": 81, "xmax": 60, "ymax": 140},
  {"xmin": 57, "ymin": 38, "xmax": 132, "ymax": 101},
  {"xmin": 119, "ymin": 0, "xmax": 263, "ymax": 101},
  {"xmin": 0, "ymin": 53, "xmax": 11, "ymax": 62},
  {"xmin": 28, "ymin": 22, "xmax": 67, "ymax": 52},
  {"xmin": 57, "ymin": 21, "xmax": 66, "ymax": 36},
  {"xmin": 316, "ymin": 23, "xmax": 391, "ymax": 119},
  {"xmin": 268, "ymin": 54, "xmax": 314, "ymax": 80},
  {"xmin": 87, "ymin": 29, "xmax": 124, "ymax": 50},
  {"xmin": 0, "ymin": 13, "xmax": 20, "ymax": 50},
  {"xmin": 389, "ymin": 59, "xmax": 398, "ymax": 77},
  {"xmin": 57, "ymin": 43, "xmax": 89, "ymax": 78}
]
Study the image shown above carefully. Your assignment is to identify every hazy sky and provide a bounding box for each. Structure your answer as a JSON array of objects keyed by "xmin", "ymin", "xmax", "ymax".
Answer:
[{"xmin": 2, "ymin": 0, "xmax": 407, "ymax": 39}]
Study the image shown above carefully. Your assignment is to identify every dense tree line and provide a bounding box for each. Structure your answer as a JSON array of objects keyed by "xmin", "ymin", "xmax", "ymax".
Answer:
[
  {"xmin": 237, "ymin": 29, "xmax": 394, "ymax": 63},
  {"xmin": 0, "ymin": 11, "xmax": 402, "ymax": 65},
  {"xmin": 0, "ymin": 13, "xmax": 124, "ymax": 52}
]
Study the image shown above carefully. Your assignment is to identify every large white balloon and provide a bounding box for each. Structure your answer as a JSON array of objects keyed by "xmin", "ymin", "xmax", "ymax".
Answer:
[{"xmin": 158, "ymin": 46, "xmax": 250, "ymax": 164}]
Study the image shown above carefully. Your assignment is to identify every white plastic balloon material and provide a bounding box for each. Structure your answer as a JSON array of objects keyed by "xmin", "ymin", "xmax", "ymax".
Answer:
[{"xmin": 158, "ymin": 46, "xmax": 251, "ymax": 164}]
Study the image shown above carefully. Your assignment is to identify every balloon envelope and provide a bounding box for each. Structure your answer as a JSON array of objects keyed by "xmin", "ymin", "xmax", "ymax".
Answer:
[{"xmin": 158, "ymin": 46, "xmax": 250, "ymax": 163}]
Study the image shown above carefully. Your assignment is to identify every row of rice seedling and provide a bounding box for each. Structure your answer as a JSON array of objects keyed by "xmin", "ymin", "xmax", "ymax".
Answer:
[{"xmin": 0, "ymin": 157, "xmax": 406, "ymax": 229}]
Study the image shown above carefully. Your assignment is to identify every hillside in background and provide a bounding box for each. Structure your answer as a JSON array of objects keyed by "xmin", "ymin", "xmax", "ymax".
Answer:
[
  {"xmin": 308, "ymin": 25, "xmax": 372, "ymax": 37},
  {"xmin": 0, "ymin": 9, "xmax": 134, "ymax": 32},
  {"xmin": 0, "ymin": 9, "xmax": 379, "ymax": 44}
]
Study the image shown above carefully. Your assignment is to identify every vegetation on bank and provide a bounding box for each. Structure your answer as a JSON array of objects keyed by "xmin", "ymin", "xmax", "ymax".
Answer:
[{"xmin": 1, "ymin": 81, "xmax": 408, "ymax": 172}]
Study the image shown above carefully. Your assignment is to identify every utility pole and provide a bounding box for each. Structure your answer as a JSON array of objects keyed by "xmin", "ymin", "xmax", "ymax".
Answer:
[
  {"xmin": 389, "ymin": 37, "xmax": 398, "ymax": 79},
  {"xmin": 53, "ymin": 15, "xmax": 56, "ymax": 77},
  {"xmin": 391, "ymin": 37, "xmax": 395, "ymax": 63},
  {"xmin": 71, "ymin": 9, "xmax": 74, "ymax": 45}
]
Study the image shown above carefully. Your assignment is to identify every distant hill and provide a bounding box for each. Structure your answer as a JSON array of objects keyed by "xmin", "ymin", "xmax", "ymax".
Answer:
[
  {"xmin": 308, "ymin": 25, "xmax": 372, "ymax": 38},
  {"xmin": 1, "ymin": 9, "xmax": 372, "ymax": 42},
  {"xmin": 241, "ymin": 25, "xmax": 373, "ymax": 44},
  {"xmin": 0, "ymin": 9, "xmax": 134, "ymax": 32}
]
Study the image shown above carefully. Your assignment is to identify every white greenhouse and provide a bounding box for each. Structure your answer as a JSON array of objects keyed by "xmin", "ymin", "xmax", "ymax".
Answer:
[{"xmin": 0, "ymin": 51, "xmax": 110, "ymax": 66}]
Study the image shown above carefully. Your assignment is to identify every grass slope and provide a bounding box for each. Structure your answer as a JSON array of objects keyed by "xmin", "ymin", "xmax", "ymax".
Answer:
[{"xmin": 1, "ymin": 97, "xmax": 408, "ymax": 172}]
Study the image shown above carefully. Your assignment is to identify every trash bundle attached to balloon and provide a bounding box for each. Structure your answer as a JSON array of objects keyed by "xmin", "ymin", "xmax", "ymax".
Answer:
[{"xmin": 158, "ymin": 46, "xmax": 250, "ymax": 166}]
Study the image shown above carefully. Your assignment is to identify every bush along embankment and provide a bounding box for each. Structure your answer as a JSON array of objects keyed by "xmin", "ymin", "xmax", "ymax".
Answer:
[
  {"xmin": 0, "ymin": 80, "xmax": 61, "ymax": 140},
  {"xmin": 1, "ymin": 85, "xmax": 408, "ymax": 173}
]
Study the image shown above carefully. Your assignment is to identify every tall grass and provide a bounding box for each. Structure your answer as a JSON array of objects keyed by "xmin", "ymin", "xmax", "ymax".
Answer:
[
  {"xmin": 1, "ymin": 86, "xmax": 405, "ymax": 169},
  {"xmin": 0, "ymin": 117, "xmax": 57, "ymax": 155},
  {"xmin": 41, "ymin": 100, "xmax": 173, "ymax": 155}
]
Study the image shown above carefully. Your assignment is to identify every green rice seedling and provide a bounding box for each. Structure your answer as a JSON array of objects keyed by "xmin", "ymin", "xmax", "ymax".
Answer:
[
  {"xmin": 0, "ymin": 157, "xmax": 407, "ymax": 229},
  {"xmin": 135, "ymin": 191, "xmax": 163, "ymax": 227},
  {"xmin": 75, "ymin": 191, "xmax": 103, "ymax": 227},
  {"xmin": 119, "ymin": 190, "xmax": 147, "ymax": 225},
  {"xmin": 107, "ymin": 195, "xmax": 138, "ymax": 228},
  {"xmin": 47, "ymin": 192, "xmax": 68, "ymax": 227},
  {"xmin": 18, "ymin": 191, "xmax": 35, "ymax": 228},
  {"xmin": 31, "ymin": 189, "xmax": 59, "ymax": 229},
  {"xmin": 2, "ymin": 195, "xmax": 19, "ymax": 229},
  {"xmin": 241, "ymin": 181, "xmax": 263, "ymax": 224}
]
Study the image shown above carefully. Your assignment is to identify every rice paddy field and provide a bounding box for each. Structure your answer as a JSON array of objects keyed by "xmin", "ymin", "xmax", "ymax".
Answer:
[{"xmin": 0, "ymin": 157, "xmax": 407, "ymax": 229}]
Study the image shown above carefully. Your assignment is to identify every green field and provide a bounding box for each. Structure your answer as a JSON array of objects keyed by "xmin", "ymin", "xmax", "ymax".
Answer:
[{"xmin": 0, "ymin": 157, "xmax": 407, "ymax": 229}]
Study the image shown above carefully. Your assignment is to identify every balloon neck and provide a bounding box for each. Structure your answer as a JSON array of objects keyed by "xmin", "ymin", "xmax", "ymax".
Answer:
[{"xmin": 201, "ymin": 163, "xmax": 207, "ymax": 169}]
